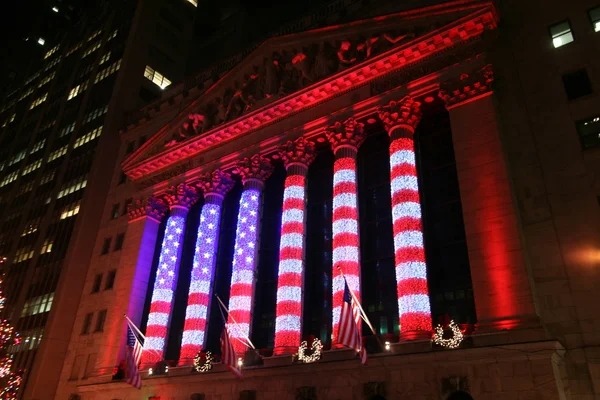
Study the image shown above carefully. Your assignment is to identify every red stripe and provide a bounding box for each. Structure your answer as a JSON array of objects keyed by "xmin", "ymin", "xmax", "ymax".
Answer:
[
  {"xmin": 279, "ymin": 247, "xmax": 303, "ymax": 260},
  {"xmin": 332, "ymin": 232, "xmax": 359, "ymax": 247},
  {"xmin": 281, "ymin": 222, "xmax": 304, "ymax": 235},
  {"xmin": 285, "ymin": 175, "xmax": 305, "ymax": 187},
  {"xmin": 186, "ymin": 292, "xmax": 209, "ymax": 306},
  {"xmin": 228, "ymin": 309, "xmax": 251, "ymax": 322},
  {"xmin": 397, "ymin": 278, "xmax": 429, "ymax": 296},
  {"xmin": 334, "ymin": 157, "xmax": 356, "ymax": 171},
  {"xmin": 277, "ymin": 273, "xmax": 302, "ymax": 287},
  {"xmin": 400, "ymin": 312, "xmax": 431, "ymax": 332},
  {"xmin": 183, "ymin": 318, "xmax": 207, "ymax": 331},
  {"xmin": 392, "ymin": 190, "xmax": 421, "ymax": 204},
  {"xmin": 332, "ymin": 207, "xmax": 357, "ymax": 221},
  {"xmin": 145, "ymin": 325, "xmax": 167, "ymax": 338},
  {"xmin": 333, "ymin": 182, "xmax": 357, "ymax": 195},
  {"xmin": 180, "ymin": 344, "xmax": 202, "ymax": 360},
  {"xmin": 148, "ymin": 301, "xmax": 171, "ymax": 314},
  {"xmin": 390, "ymin": 138, "xmax": 415, "ymax": 153},
  {"xmin": 282, "ymin": 197, "xmax": 304, "ymax": 210},
  {"xmin": 393, "ymin": 218, "xmax": 423, "ymax": 234},
  {"xmin": 275, "ymin": 301, "xmax": 302, "ymax": 316},
  {"xmin": 229, "ymin": 283, "xmax": 253, "ymax": 295},
  {"xmin": 390, "ymin": 163, "xmax": 417, "ymax": 177},
  {"xmin": 395, "ymin": 247, "xmax": 426, "ymax": 264}
]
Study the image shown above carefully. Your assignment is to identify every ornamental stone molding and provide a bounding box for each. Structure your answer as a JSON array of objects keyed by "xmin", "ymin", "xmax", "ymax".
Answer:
[
  {"xmin": 196, "ymin": 169, "xmax": 235, "ymax": 198},
  {"xmin": 164, "ymin": 183, "xmax": 200, "ymax": 210},
  {"xmin": 377, "ymin": 96, "xmax": 422, "ymax": 134},
  {"xmin": 279, "ymin": 137, "xmax": 317, "ymax": 168},
  {"xmin": 127, "ymin": 196, "xmax": 168, "ymax": 222},
  {"xmin": 438, "ymin": 64, "xmax": 494, "ymax": 108},
  {"xmin": 234, "ymin": 154, "xmax": 274, "ymax": 183},
  {"xmin": 326, "ymin": 117, "xmax": 366, "ymax": 151}
]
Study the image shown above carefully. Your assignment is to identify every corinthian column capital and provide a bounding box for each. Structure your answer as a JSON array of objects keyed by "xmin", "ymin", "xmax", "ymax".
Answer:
[
  {"xmin": 438, "ymin": 65, "xmax": 494, "ymax": 109},
  {"xmin": 279, "ymin": 137, "xmax": 317, "ymax": 168},
  {"xmin": 326, "ymin": 117, "xmax": 366, "ymax": 152},
  {"xmin": 164, "ymin": 183, "xmax": 199, "ymax": 210},
  {"xmin": 197, "ymin": 169, "xmax": 235, "ymax": 198},
  {"xmin": 235, "ymin": 154, "xmax": 274, "ymax": 184},
  {"xmin": 127, "ymin": 196, "xmax": 168, "ymax": 223},
  {"xmin": 377, "ymin": 96, "xmax": 422, "ymax": 134}
]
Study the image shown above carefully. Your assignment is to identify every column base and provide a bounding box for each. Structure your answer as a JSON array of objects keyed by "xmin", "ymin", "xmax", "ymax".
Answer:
[
  {"xmin": 272, "ymin": 346, "xmax": 297, "ymax": 356},
  {"xmin": 399, "ymin": 330, "xmax": 432, "ymax": 341}
]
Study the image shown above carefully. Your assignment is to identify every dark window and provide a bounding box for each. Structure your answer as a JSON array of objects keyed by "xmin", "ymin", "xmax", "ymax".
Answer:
[
  {"xmin": 95, "ymin": 310, "xmax": 107, "ymax": 332},
  {"xmin": 122, "ymin": 198, "xmax": 133, "ymax": 215},
  {"xmin": 104, "ymin": 270, "xmax": 116, "ymax": 290},
  {"xmin": 110, "ymin": 203, "xmax": 120, "ymax": 219},
  {"xmin": 576, "ymin": 115, "xmax": 600, "ymax": 149},
  {"xmin": 101, "ymin": 237, "xmax": 111, "ymax": 255},
  {"xmin": 589, "ymin": 6, "xmax": 600, "ymax": 32},
  {"xmin": 91, "ymin": 273, "xmax": 102, "ymax": 293},
  {"xmin": 549, "ymin": 20, "xmax": 574, "ymax": 48},
  {"xmin": 82, "ymin": 312, "xmax": 93, "ymax": 334},
  {"xmin": 563, "ymin": 69, "xmax": 593, "ymax": 100},
  {"xmin": 114, "ymin": 233, "xmax": 125, "ymax": 251},
  {"xmin": 118, "ymin": 171, "xmax": 127, "ymax": 185},
  {"xmin": 125, "ymin": 141, "xmax": 135, "ymax": 155}
]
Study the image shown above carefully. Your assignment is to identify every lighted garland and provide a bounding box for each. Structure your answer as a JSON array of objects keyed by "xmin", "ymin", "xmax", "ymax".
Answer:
[
  {"xmin": 432, "ymin": 320, "xmax": 464, "ymax": 349},
  {"xmin": 296, "ymin": 339, "xmax": 323, "ymax": 363},
  {"xmin": 0, "ymin": 275, "xmax": 22, "ymax": 399},
  {"xmin": 193, "ymin": 351, "xmax": 213, "ymax": 373}
]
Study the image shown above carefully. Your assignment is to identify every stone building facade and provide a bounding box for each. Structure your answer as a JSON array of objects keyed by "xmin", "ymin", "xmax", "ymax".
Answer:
[{"xmin": 46, "ymin": 0, "xmax": 600, "ymax": 399}]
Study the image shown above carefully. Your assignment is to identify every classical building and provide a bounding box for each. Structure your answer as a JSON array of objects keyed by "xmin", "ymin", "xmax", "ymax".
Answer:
[{"xmin": 47, "ymin": 0, "xmax": 600, "ymax": 399}]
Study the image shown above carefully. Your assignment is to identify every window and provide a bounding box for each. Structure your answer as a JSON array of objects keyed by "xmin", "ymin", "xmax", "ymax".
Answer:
[
  {"xmin": 40, "ymin": 238, "xmax": 53, "ymax": 254},
  {"xmin": 95, "ymin": 310, "xmax": 107, "ymax": 332},
  {"xmin": 82, "ymin": 41, "xmax": 101, "ymax": 58},
  {"xmin": 57, "ymin": 176, "xmax": 88, "ymax": 199},
  {"xmin": 101, "ymin": 237, "xmax": 112, "ymax": 255},
  {"xmin": 87, "ymin": 29, "xmax": 102, "ymax": 42},
  {"xmin": 104, "ymin": 270, "xmax": 116, "ymax": 290},
  {"xmin": 21, "ymin": 159, "xmax": 43, "ymax": 176},
  {"xmin": 29, "ymin": 139, "xmax": 46, "ymax": 154},
  {"xmin": 0, "ymin": 171, "xmax": 19, "ymax": 188},
  {"xmin": 550, "ymin": 20, "xmax": 574, "ymax": 48},
  {"xmin": 82, "ymin": 312, "xmax": 93, "ymax": 334},
  {"xmin": 110, "ymin": 203, "xmax": 120, "ymax": 219},
  {"xmin": 59, "ymin": 122, "xmax": 76, "ymax": 137},
  {"xmin": 74, "ymin": 126, "xmax": 102, "ymax": 148},
  {"xmin": 68, "ymin": 81, "xmax": 88, "ymax": 100},
  {"xmin": 44, "ymin": 44, "xmax": 59, "ymax": 59},
  {"xmin": 91, "ymin": 274, "xmax": 102, "ymax": 293},
  {"xmin": 114, "ymin": 233, "xmax": 125, "ymax": 251},
  {"xmin": 563, "ymin": 69, "xmax": 593, "ymax": 100},
  {"xmin": 60, "ymin": 200, "xmax": 81, "ymax": 219},
  {"xmin": 37, "ymin": 71, "xmax": 55, "ymax": 88},
  {"xmin": 94, "ymin": 59, "xmax": 121, "ymax": 84},
  {"xmin": 144, "ymin": 65, "xmax": 172, "ymax": 89},
  {"xmin": 30, "ymin": 93, "xmax": 48, "ymax": 109},
  {"xmin": 48, "ymin": 146, "xmax": 68, "ymax": 162},
  {"xmin": 21, "ymin": 293, "xmax": 54, "ymax": 316},
  {"xmin": 99, "ymin": 51, "xmax": 111, "ymax": 65},
  {"xmin": 590, "ymin": 6, "xmax": 600, "ymax": 32},
  {"xmin": 83, "ymin": 105, "xmax": 108, "ymax": 124},
  {"xmin": 122, "ymin": 198, "xmax": 133, "ymax": 215},
  {"xmin": 577, "ymin": 115, "xmax": 600, "ymax": 149},
  {"xmin": 14, "ymin": 246, "xmax": 34, "ymax": 263},
  {"xmin": 186, "ymin": 0, "xmax": 198, "ymax": 5}
]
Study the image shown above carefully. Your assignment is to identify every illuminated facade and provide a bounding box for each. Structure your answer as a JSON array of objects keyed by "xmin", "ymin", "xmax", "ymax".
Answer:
[{"xmin": 48, "ymin": 0, "xmax": 600, "ymax": 399}]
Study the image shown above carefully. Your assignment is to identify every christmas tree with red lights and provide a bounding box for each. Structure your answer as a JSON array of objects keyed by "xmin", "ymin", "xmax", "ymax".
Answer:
[{"xmin": 0, "ymin": 273, "xmax": 22, "ymax": 399}]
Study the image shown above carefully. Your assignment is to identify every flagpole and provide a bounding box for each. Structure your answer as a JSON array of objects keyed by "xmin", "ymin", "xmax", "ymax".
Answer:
[
  {"xmin": 215, "ymin": 295, "xmax": 257, "ymax": 350},
  {"xmin": 124, "ymin": 314, "xmax": 147, "ymax": 342}
]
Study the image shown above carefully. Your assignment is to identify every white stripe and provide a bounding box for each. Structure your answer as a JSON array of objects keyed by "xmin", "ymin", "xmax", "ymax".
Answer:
[
  {"xmin": 150, "ymin": 289, "xmax": 173, "ymax": 303},
  {"xmin": 276, "ymin": 286, "xmax": 302, "ymax": 303},
  {"xmin": 278, "ymin": 259, "xmax": 303, "ymax": 275},
  {"xmin": 390, "ymin": 149, "xmax": 416, "ymax": 167},
  {"xmin": 275, "ymin": 315, "xmax": 301, "ymax": 333},
  {"xmin": 143, "ymin": 336, "xmax": 165, "ymax": 351},
  {"xmin": 229, "ymin": 322, "xmax": 250, "ymax": 338},
  {"xmin": 282, "ymin": 209, "xmax": 304, "ymax": 224},
  {"xmin": 390, "ymin": 175, "xmax": 418, "ymax": 193},
  {"xmin": 279, "ymin": 233, "xmax": 304, "ymax": 250},
  {"xmin": 396, "ymin": 262, "xmax": 428, "ymax": 280},
  {"xmin": 332, "ymin": 274, "xmax": 360, "ymax": 296},
  {"xmin": 283, "ymin": 185, "xmax": 305, "ymax": 200},
  {"xmin": 333, "ymin": 169, "xmax": 356, "ymax": 184},
  {"xmin": 185, "ymin": 304, "xmax": 208, "ymax": 319},
  {"xmin": 188, "ymin": 280, "xmax": 211, "ymax": 295},
  {"xmin": 394, "ymin": 230, "xmax": 424, "ymax": 249},
  {"xmin": 147, "ymin": 312, "xmax": 169, "ymax": 326},
  {"xmin": 332, "ymin": 219, "xmax": 358, "ymax": 235},
  {"xmin": 332, "ymin": 246, "xmax": 359, "ymax": 265},
  {"xmin": 333, "ymin": 193, "xmax": 357, "ymax": 209},
  {"xmin": 229, "ymin": 296, "xmax": 252, "ymax": 311},
  {"xmin": 332, "ymin": 306, "xmax": 341, "ymax": 327},
  {"xmin": 231, "ymin": 270, "xmax": 254, "ymax": 285},
  {"xmin": 398, "ymin": 294, "xmax": 431, "ymax": 314},
  {"xmin": 181, "ymin": 330, "xmax": 205, "ymax": 346},
  {"xmin": 392, "ymin": 202, "xmax": 421, "ymax": 220}
]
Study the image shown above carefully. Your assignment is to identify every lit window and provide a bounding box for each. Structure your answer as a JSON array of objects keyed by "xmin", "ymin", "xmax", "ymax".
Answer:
[
  {"xmin": 52, "ymin": 6, "xmax": 59, "ymax": 12},
  {"xmin": 68, "ymin": 81, "xmax": 87, "ymax": 100},
  {"xmin": 83, "ymin": 105, "xmax": 108, "ymax": 124},
  {"xmin": 82, "ymin": 41, "xmax": 101, "ymax": 58},
  {"xmin": 19, "ymin": 87, "xmax": 34, "ymax": 101},
  {"xmin": 87, "ymin": 29, "xmax": 102, "ymax": 42},
  {"xmin": 8, "ymin": 328, "xmax": 43, "ymax": 353},
  {"xmin": 30, "ymin": 139, "xmax": 46, "ymax": 154},
  {"xmin": 186, "ymin": 0, "xmax": 198, "ymax": 6},
  {"xmin": 30, "ymin": 93, "xmax": 48, "ymax": 109},
  {"xmin": 37, "ymin": 71, "xmax": 56, "ymax": 88},
  {"xmin": 40, "ymin": 238, "xmax": 54, "ymax": 254},
  {"xmin": 577, "ymin": 115, "xmax": 600, "ymax": 149},
  {"xmin": 74, "ymin": 126, "xmax": 102, "ymax": 148},
  {"xmin": 60, "ymin": 201, "xmax": 81, "ymax": 220},
  {"xmin": 21, "ymin": 220, "xmax": 40, "ymax": 236},
  {"xmin": 0, "ymin": 171, "xmax": 19, "ymax": 188},
  {"xmin": 38, "ymin": 38, "xmax": 45, "ymax": 46},
  {"xmin": 590, "ymin": 6, "xmax": 600, "ymax": 32},
  {"xmin": 14, "ymin": 246, "xmax": 34, "ymax": 264},
  {"xmin": 44, "ymin": 56, "xmax": 62, "ymax": 71},
  {"xmin": 144, "ymin": 65, "xmax": 171, "ymax": 89},
  {"xmin": 94, "ymin": 59, "xmax": 121, "ymax": 84},
  {"xmin": 44, "ymin": 44, "xmax": 59, "ymax": 59},
  {"xmin": 21, "ymin": 159, "xmax": 42, "ymax": 176},
  {"xmin": 57, "ymin": 175, "xmax": 87, "ymax": 198},
  {"xmin": 550, "ymin": 20, "xmax": 574, "ymax": 48},
  {"xmin": 40, "ymin": 170, "xmax": 56, "ymax": 185},
  {"xmin": 109, "ymin": 29, "xmax": 118, "ymax": 40},
  {"xmin": 99, "ymin": 51, "xmax": 111, "ymax": 65},
  {"xmin": 8, "ymin": 150, "xmax": 26, "ymax": 166},
  {"xmin": 48, "ymin": 146, "xmax": 68, "ymax": 162}
]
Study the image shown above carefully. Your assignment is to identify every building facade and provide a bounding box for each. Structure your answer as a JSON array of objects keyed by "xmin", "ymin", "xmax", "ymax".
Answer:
[{"xmin": 47, "ymin": 0, "xmax": 600, "ymax": 399}]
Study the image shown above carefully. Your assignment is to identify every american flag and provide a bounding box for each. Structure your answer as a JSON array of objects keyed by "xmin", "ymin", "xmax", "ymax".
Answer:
[
  {"xmin": 337, "ymin": 280, "xmax": 367, "ymax": 364},
  {"xmin": 220, "ymin": 325, "xmax": 242, "ymax": 378},
  {"xmin": 125, "ymin": 325, "xmax": 143, "ymax": 389}
]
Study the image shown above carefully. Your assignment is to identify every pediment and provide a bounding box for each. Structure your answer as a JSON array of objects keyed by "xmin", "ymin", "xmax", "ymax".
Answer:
[{"xmin": 123, "ymin": 0, "xmax": 497, "ymax": 181}]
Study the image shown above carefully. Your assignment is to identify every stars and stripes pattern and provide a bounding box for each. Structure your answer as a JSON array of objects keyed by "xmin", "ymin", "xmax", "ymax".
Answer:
[
  {"xmin": 389, "ymin": 137, "xmax": 431, "ymax": 333},
  {"xmin": 227, "ymin": 188, "xmax": 261, "ymax": 354},
  {"xmin": 337, "ymin": 280, "xmax": 366, "ymax": 364},
  {"xmin": 125, "ymin": 325, "xmax": 143, "ymax": 389},
  {"xmin": 331, "ymin": 155, "xmax": 362, "ymax": 344},
  {"xmin": 180, "ymin": 201, "xmax": 223, "ymax": 361},
  {"xmin": 221, "ymin": 325, "xmax": 242, "ymax": 378},
  {"xmin": 274, "ymin": 172, "xmax": 307, "ymax": 352},
  {"xmin": 141, "ymin": 215, "xmax": 187, "ymax": 365}
]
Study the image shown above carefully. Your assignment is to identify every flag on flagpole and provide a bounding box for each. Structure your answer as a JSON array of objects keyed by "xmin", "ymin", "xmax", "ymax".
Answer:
[
  {"xmin": 337, "ymin": 279, "xmax": 367, "ymax": 364},
  {"xmin": 220, "ymin": 324, "xmax": 242, "ymax": 378},
  {"xmin": 125, "ymin": 324, "xmax": 143, "ymax": 389}
]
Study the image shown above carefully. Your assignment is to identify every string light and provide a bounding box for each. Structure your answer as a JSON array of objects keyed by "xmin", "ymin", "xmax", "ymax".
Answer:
[
  {"xmin": 193, "ymin": 351, "xmax": 213, "ymax": 373},
  {"xmin": 142, "ymin": 215, "xmax": 187, "ymax": 364},
  {"xmin": 296, "ymin": 339, "xmax": 323, "ymax": 363},
  {"xmin": 384, "ymin": 341, "xmax": 391, "ymax": 351},
  {"xmin": 0, "ymin": 276, "xmax": 22, "ymax": 398},
  {"xmin": 389, "ymin": 138, "xmax": 431, "ymax": 333},
  {"xmin": 148, "ymin": 368, "xmax": 153, "ymax": 375},
  {"xmin": 432, "ymin": 320, "xmax": 464, "ymax": 349},
  {"xmin": 237, "ymin": 358, "xmax": 243, "ymax": 367}
]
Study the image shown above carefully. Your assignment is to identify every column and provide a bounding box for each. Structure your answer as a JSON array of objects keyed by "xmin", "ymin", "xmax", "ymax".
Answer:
[
  {"xmin": 227, "ymin": 154, "xmax": 273, "ymax": 355},
  {"xmin": 98, "ymin": 197, "xmax": 167, "ymax": 374},
  {"xmin": 273, "ymin": 137, "xmax": 316, "ymax": 355},
  {"xmin": 378, "ymin": 97, "xmax": 432, "ymax": 340},
  {"xmin": 439, "ymin": 65, "xmax": 537, "ymax": 331},
  {"xmin": 141, "ymin": 183, "xmax": 199, "ymax": 366},
  {"xmin": 180, "ymin": 170, "xmax": 234, "ymax": 364},
  {"xmin": 326, "ymin": 118, "xmax": 367, "ymax": 346}
]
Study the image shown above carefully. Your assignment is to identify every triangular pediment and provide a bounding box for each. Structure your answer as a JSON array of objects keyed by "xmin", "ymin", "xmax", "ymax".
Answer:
[{"xmin": 123, "ymin": 0, "xmax": 497, "ymax": 180}]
